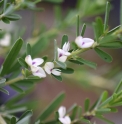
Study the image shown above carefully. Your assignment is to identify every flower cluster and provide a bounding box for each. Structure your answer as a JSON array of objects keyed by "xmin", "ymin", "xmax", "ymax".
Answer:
[
  {"xmin": 58, "ymin": 106, "xmax": 71, "ymax": 124},
  {"xmin": 25, "ymin": 36, "xmax": 94, "ymax": 78}
]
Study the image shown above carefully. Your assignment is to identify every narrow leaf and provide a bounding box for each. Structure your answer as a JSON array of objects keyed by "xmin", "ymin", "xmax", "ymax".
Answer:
[
  {"xmin": 104, "ymin": 1, "xmax": 110, "ymax": 31},
  {"xmin": 77, "ymin": 58, "xmax": 97, "ymax": 69},
  {"xmin": 10, "ymin": 84, "xmax": 24, "ymax": 93},
  {"xmin": 94, "ymin": 48, "xmax": 112, "ymax": 63},
  {"xmin": 1, "ymin": 38, "xmax": 23, "ymax": 76},
  {"xmin": 11, "ymin": 117, "xmax": 16, "ymax": 124},
  {"xmin": 61, "ymin": 34, "xmax": 68, "ymax": 48},
  {"xmin": 58, "ymin": 68, "xmax": 74, "ymax": 74},
  {"xmin": 107, "ymin": 25, "xmax": 121, "ymax": 35},
  {"xmin": 81, "ymin": 23, "xmax": 86, "ymax": 36},
  {"xmin": 77, "ymin": 15, "xmax": 80, "ymax": 36},
  {"xmin": 114, "ymin": 79, "xmax": 122, "ymax": 93},
  {"xmin": 36, "ymin": 92, "xmax": 65, "ymax": 121},
  {"xmin": 84, "ymin": 98, "xmax": 90, "ymax": 112},
  {"xmin": 51, "ymin": 74, "xmax": 62, "ymax": 82},
  {"xmin": 26, "ymin": 42, "xmax": 31, "ymax": 56},
  {"xmin": 18, "ymin": 57, "xmax": 28, "ymax": 68}
]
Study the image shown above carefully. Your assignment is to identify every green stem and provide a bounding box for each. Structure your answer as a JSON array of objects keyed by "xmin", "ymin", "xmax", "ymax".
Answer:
[{"xmin": 5, "ymin": 76, "xmax": 23, "ymax": 85}]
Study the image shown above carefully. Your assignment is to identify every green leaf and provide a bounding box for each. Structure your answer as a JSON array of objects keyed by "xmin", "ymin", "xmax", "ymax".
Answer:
[
  {"xmin": 0, "ymin": 87, "xmax": 9, "ymax": 95},
  {"xmin": 111, "ymin": 102, "xmax": 122, "ymax": 107},
  {"xmin": 51, "ymin": 74, "xmax": 62, "ymax": 82},
  {"xmin": 55, "ymin": 61, "xmax": 67, "ymax": 69},
  {"xmin": 17, "ymin": 110, "xmax": 33, "ymax": 124},
  {"xmin": 94, "ymin": 48, "xmax": 112, "ymax": 63},
  {"xmin": 99, "ymin": 96, "xmax": 113, "ymax": 108},
  {"xmin": 36, "ymin": 92, "xmax": 65, "ymax": 121},
  {"xmin": 58, "ymin": 68, "xmax": 74, "ymax": 74},
  {"xmin": 81, "ymin": 23, "xmax": 86, "ymax": 36},
  {"xmin": 67, "ymin": 104, "xmax": 77, "ymax": 113},
  {"xmin": 69, "ymin": 59, "xmax": 84, "ymax": 65},
  {"xmin": 84, "ymin": 98, "xmax": 90, "ymax": 112},
  {"xmin": 93, "ymin": 22, "xmax": 99, "ymax": 42},
  {"xmin": 10, "ymin": 84, "xmax": 24, "ymax": 93},
  {"xmin": 2, "ymin": 17, "xmax": 10, "ymax": 24},
  {"xmin": 1, "ymin": 38, "xmax": 23, "ymax": 76},
  {"xmin": 11, "ymin": 117, "xmax": 16, "ymax": 124},
  {"xmin": 61, "ymin": 34, "xmax": 68, "ymax": 48},
  {"xmin": 80, "ymin": 118, "xmax": 91, "ymax": 124},
  {"xmin": 101, "ymin": 91, "xmax": 108, "ymax": 102},
  {"xmin": 5, "ymin": 14, "xmax": 21, "ymax": 21},
  {"xmin": 96, "ymin": 115, "xmax": 114, "ymax": 124},
  {"xmin": 3, "ymin": 0, "xmax": 7, "ymax": 12},
  {"xmin": 44, "ymin": 0, "xmax": 64, "ymax": 3},
  {"xmin": 96, "ymin": 108, "xmax": 111, "ymax": 114},
  {"xmin": 104, "ymin": 1, "xmax": 110, "ymax": 31},
  {"xmin": 0, "ymin": 0, "xmax": 3, "ymax": 7},
  {"xmin": 95, "ymin": 17, "xmax": 104, "ymax": 36},
  {"xmin": 42, "ymin": 56, "xmax": 48, "ymax": 61},
  {"xmin": 76, "ymin": 58, "xmax": 97, "ymax": 69},
  {"xmin": 70, "ymin": 105, "xmax": 78, "ymax": 120},
  {"xmin": 77, "ymin": 106, "xmax": 82, "ymax": 118},
  {"xmin": 18, "ymin": 57, "xmax": 28, "ymax": 68},
  {"xmin": 77, "ymin": 15, "xmax": 80, "ymax": 36},
  {"xmin": 99, "ymin": 41, "xmax": 122, "ymax": 49},
  {"xmin": 26, "ymin": 42, "xmax": 31, "ymax": 56},
  {"xmin": 107, "ymin": 25, "xmax": 121, "ymax": 35},
  {"xmin": 114, "ymin": 79, "xmax": 122, "ymax": 93}
]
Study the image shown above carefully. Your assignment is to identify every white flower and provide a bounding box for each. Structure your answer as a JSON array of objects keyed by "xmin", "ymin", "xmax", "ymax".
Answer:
[
  {"xmin": 58, "ymin": 42, "xmax": 71, "ymax": 62},
  {"xmin": 25, "ymin": 55, "xmax": 44, "ymax": 67},
  {"xmin": 44, "ymin": 62, "xmax": 61, "ymax": 76},
  {"xmin": 75, "ymin": 36, "xmax": 94, "ymax": 48},
  {"xmin": 58, "ymin": 106, "xmax": 71, "ymax": 124},
  {"xmin": 25, "ymin": 55, "xmax": 46, "ymax": 78},
  {"xmin": 0, "ymin": 34, "xmax": 11, "ymax": 47},
  {"xmin": 31, "ymin": 66, "xmax": 46, "ymax": 78}
]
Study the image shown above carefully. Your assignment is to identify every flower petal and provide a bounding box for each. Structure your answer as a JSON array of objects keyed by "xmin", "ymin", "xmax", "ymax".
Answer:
[
  {"xmin": 62, "ymin": 42, "xmax": 70, "ymax": 52},
  {"xmin": 64, "ymin": 116, "xmax": 71, "ymax": 124},
  {"xmin": 58, "ymin": 106, "xmax": 66, "ymax": 118},
  {"xmin": 25, "ymin": 55, "xmax": 32, "ymax": 66},
  {"xmin": 59, "ymin": 116, "xmax": 71, "ymax": 124},
  {"xmin": 58, "ymin": 48, "xmax": 65, "ymax": 57},
  {"xmin": 44, "ymin": 62, "xmax": 54, "ymax": 74},
  {"xmin": 32, "ymin": 58, "xmax": 44, "ymax": 66},
  {"xmin": 58, "ymin": 56, "xmax": 67, "ymax": 62},
  {"xmin": 52, "ymin": 69, "xmax": 61, "ymax": 76},
  {"xmin": 81, "ymin": 38, "xmax": 94, "ymax": 48},
  {"xmin": 32, "ymin": 67, "xmax": 46, "ymax": 78},
  {"xmin": 75, "ymin": 36, "xmax": 83, "ymax": 48}
]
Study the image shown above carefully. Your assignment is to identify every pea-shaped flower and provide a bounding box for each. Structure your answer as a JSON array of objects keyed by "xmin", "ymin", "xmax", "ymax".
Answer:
[
  {"xmin": 44, "ymin": 62, "xmax": 61, "ymax": 76},
  {"xmin": 75, "ymin": 36, "xmax": 94, "ymax": 48},
  {"xmin": 25, "ymin": 55, "xmax": 46, "ymax": 78},
  {"xmin": 58, "ymin": 42, "xmax": 71, "ymax": 62},
  {"xmin": 58, "ymin": 106, "xmax": 71, "ymax": 124}
]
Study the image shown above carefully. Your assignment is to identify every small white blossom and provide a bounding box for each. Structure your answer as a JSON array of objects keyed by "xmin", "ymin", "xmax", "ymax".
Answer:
[
  {"xmin": 0, "ymin": 34, "xmax": 11, "ymax": 47},
  {"xmin": 25, "ymin": 55, "xmax": 46, "ymax": 78},
  {"xmin": 25, "ymin": 55, "xmax": 44, "ymax": 67},
  {"xmin": 58, "ymin": 42, "xmax": 71, "ymax": 62},
  {"xmin": 44, "ymin": 62, "xmax": 61, "ymax": 76},
  {"xmin": 75, "ymin": 36, "xmax": 94, "ymax": 48},
  {"xmin": 58, "ymin": 106, "xmax": 71, "ymax": 124},
  {"xmin": 31, "ymin": 66, "xmax": 46, "ymax": 78}
]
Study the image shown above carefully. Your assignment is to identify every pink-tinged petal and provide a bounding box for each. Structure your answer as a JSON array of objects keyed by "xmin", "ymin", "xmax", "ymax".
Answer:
[
  {"xmin": 32, "ymin": 58, "xmax": 44, "ymax": 66},
  {"xmin": 25, "ymin": 55, "xmax": 32, "ymax": 66},
  {"xmin": 52, "ymin": 69, "xmax": 61, "ymax": 76},
  {"xmin": 62, "ymin": 42, "xmax": 70, "ymax": 52},
  {"xmin": 75, "ymin": 36, "xmax": 83, "ymax": 48},
  {"xmin": 44, "ymin": 62, "xmax": 54, "ymax": 74},
  {"xmin": 58, "ymin": 56, "xmax": 67, "ymax": 62},
  {"xmin": 58, "ymin": 48, "xmax": 65, "ymax": 57},
  {"xmin": 58, "ymin": 106, "xmax": 66, "ymax": 118},
  {"xmin": 32, "ymin": 67, "xmax": 46, "ymax": 78},
  {"xmin": 81, "ymin": 38, "xmax": 94, "ymax": 48}
]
